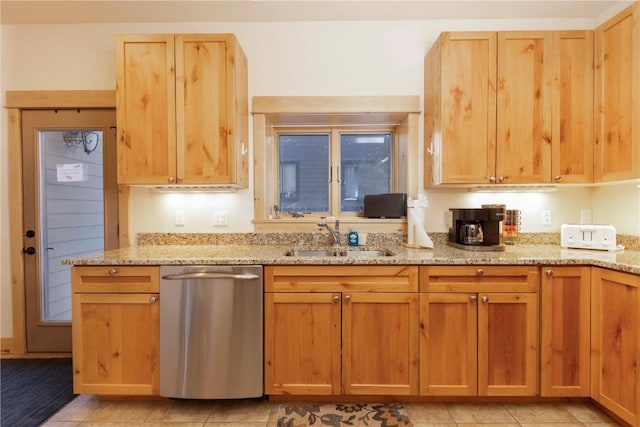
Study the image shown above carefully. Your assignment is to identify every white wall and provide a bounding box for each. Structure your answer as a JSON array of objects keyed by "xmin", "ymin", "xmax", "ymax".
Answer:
[{"xmin": 2, "ymin": 15, "xmax": 639, "ymax": 338}]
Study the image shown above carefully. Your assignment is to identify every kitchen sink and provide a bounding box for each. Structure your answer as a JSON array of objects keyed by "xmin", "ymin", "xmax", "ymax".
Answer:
[
  {"xmin": 340, "ymin": 250, "xmax": 394, "ymax": 257},
  {"xmin": 284, "ymin": 249, "xmax": 394, "ymax": 258},
  {"xmin": 284, "ymin": 250, "xmax": 336, "ymax": 257}
]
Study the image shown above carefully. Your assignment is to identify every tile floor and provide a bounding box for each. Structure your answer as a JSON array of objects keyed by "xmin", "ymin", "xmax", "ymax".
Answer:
[{"xmin": 43, "ymin": 395, "xmax": 623, "ymax": 427}]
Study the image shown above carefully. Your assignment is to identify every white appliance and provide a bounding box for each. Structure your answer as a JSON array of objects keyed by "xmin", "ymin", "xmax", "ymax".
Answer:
[{"xmin": 561, "ymin": 224, "xmax": 617, "ymax": 251}]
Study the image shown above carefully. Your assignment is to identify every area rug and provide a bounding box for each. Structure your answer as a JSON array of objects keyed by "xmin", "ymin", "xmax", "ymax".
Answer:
[
  {"xmin": 277, "ymin": 403, "xmax": 413, "ymax": 427},
  {"xmin": 1, "ymin": 358, "xmax": 76, "ymax": 427}
]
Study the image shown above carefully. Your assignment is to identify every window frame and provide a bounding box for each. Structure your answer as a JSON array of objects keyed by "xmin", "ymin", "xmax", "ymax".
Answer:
[{"xmin": 252, "ymin": 96, "xmax": 420, "ymax": 233}]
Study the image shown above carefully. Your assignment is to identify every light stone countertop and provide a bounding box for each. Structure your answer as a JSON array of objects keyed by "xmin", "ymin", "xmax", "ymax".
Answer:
[{"xmin": 63, "ymin": 242, "xmax": 640, "ymax": 275}]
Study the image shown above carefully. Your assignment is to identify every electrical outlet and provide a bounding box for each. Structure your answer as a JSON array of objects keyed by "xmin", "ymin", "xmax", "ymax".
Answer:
[
  {"xmin": 580, "ymin": 209, "xmax": 592, "ymax": 224},
  {"xmin": 175, "ymin": 210, "xmax": 185, "ymax": 226},
  {"xmin": 213, "ymin": 211, "xmax": 228, "ymax": 226},
  {"xmin": 541, "ymin": 210, "xmax": 552, "ymax": 226}
]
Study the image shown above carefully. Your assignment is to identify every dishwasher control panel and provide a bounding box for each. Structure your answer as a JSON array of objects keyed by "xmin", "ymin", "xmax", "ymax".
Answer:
[{"xmin": 561, "ymin": 224, "xmax": 616, "ymax": 251}]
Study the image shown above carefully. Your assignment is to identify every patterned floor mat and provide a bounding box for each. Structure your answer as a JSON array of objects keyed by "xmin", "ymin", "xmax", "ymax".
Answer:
[{"xmin": 276, "ymin": 403, "xmax": 413, "ymax": 427}]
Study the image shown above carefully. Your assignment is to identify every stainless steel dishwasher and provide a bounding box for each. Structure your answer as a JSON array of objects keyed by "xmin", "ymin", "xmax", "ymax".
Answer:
[{"xmin": 159, "ymin": 265, "xmax": 263, "ymax": 399}]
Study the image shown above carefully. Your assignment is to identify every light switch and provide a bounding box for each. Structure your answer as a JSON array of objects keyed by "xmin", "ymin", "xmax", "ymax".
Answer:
[
  {"xmin": 175, "ymin": 210, "xmax": 185, "ymax": 226},
  {"xmin": 213, "ymin": 211, "xmax": 228, "ymax": 226}
]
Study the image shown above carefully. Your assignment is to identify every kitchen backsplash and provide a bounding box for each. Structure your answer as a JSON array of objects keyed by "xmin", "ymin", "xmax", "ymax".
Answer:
[{"xmin": 137, "ymin": 232, "xmax": 639, "ymax": 251}]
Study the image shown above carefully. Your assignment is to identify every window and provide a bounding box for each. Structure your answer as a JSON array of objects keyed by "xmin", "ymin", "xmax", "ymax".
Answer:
[
  {"xmin": 252, "ymin": 95, "xmax": 420, "ymax": 231},
  {"xmin": 276, "ymin": 129, "xmax": 393, "ymax": 216}
]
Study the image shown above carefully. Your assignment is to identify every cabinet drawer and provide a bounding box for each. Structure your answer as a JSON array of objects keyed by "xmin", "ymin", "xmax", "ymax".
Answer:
[
  {"xmin": 72, "ymin": 266, "xmax": 160, "ymax": 293},
  {"xmin": 420, "ymin": 266, "xmax": 537, "ymax": 293},
  {"xmin": 265, "ymin": 266, "xmax": 418, "ymax": 292}
]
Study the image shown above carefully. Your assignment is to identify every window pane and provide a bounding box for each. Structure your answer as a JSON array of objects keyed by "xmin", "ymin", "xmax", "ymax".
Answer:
[
  {"xmin": 278, "ymin": 134, "xmax": 330, "ymax": 213},
  {"xmin": 340, "ymin": 133, "xmax": 391, "ymax": 213}
]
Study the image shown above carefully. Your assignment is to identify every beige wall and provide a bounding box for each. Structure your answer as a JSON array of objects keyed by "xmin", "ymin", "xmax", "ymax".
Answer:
[{"xmin": 2, "ymin": 12, "xmax": 639, "ymax": 339}]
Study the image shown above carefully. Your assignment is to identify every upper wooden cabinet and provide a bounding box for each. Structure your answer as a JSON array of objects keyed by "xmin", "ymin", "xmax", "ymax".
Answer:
[
  {"xmin": 496, "ymin": 31, "xmax": 552, "ymax": 184},
  {"xmin": 425, "ymin": 30, "xmax": 594, "ymax": 186},
  {"xmin": 116, "ymin": 34, "xmax": 249, "ymax": 187},
  {"xmin": 594, "ymin": 3, "xmax": 640, "ymax": 182}
]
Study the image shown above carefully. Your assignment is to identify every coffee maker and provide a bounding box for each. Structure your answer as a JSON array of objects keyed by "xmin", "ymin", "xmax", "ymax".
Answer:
[{"xmin": 448, "ymin": 207, "xmax": 505, "ymax": 251}]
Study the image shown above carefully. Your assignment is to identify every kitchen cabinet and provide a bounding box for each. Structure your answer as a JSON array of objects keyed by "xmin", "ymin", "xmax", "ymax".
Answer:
[
  {"xmin": 264, "ymin": 265, "xmax": 419, "ymax": 396},
  {"xmin": 591, "ymin": 268, "xmax": 640, "ymax": 427},
  {"xmin": 540, "ymin": 266, "xmax": 591, "ymax": 397},
  {"xmin": 594, "ymin": 3, "xmax": 640, "ymax": 182},
  {"xmin": 551, "ymin": 31, "xmax": 594, "ymax": 183},
  {"xmin": 419, "ymin": 266, "xmax": 538, "ymax": 396},
  {"xmin": 71, "ymin": 266, "xmax": 159, "ymax": 395},
  {"xmin": 425, "ymin": 30, "xmax": 594, "ymax": 185},
  {"xmin": 116, "ymin": 33, "xmax": 248, "ymax": 186}
]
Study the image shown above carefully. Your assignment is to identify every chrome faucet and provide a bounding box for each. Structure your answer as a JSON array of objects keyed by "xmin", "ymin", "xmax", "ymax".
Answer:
[{"xmin": 317, "ymin": 219, "xmax": 341, "ymax": 246}]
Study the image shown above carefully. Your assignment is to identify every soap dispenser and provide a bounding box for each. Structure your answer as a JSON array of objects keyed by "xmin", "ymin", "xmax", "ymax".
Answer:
[{"xmin": 348, "ymin": 229, "xmax": 359, "ymax": 246}]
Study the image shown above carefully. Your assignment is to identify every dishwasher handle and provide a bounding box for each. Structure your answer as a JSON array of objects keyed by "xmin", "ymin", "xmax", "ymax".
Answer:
[{"xmin": 162, "ymin": 272, "xmax": 261, "ymax": 281}]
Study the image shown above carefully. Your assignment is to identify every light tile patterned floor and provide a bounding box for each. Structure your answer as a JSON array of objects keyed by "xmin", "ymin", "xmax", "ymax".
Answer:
[{"xmin": 42, "ymin": 395, "xmax": 623, "ymax": 427}]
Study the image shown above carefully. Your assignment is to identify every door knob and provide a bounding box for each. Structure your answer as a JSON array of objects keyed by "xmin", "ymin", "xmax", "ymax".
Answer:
[{"xmin": 22, "ymin": 247, "xmax": 36, "ymax": 255}]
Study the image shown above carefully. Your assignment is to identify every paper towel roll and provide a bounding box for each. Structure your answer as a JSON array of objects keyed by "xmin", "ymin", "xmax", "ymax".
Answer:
[{"xmin": 407, "ymin": 205, "xmax": 433, "ymax": 249}]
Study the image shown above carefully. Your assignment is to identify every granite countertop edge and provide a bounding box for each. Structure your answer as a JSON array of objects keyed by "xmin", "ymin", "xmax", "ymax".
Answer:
[{"xmin": 63, "ymin": 243, "xmax": 640, "ymax": 275}]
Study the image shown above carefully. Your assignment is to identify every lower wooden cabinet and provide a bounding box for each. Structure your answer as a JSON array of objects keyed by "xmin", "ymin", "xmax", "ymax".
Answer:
[
  {"xmin": 540, "ymin": 266, "xmax": 591, "ymax": 397},
  {"xmin": 71, "ymin": 266, "xmax": 160, "ymax": 395},
  {"xmin": 419, "ymin": 266, "xmax": 539, "ymax": 396},
  {"xmin": 591, "ymin": 268, "xmax": 640, "ymax": 426},
  {"xmin": 264, "ymin": 265, "xmax": 419, "ymax": 396}
]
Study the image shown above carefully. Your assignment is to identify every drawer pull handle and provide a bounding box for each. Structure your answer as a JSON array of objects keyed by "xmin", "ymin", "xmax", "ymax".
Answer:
[
  {"xmin": 546, "ymin": 269, "xmax": 554, "ymax": 276},
  {"xmin": 476, "ymin": 269, "xmax": 484, "ymax": 276},
  {"xmin": 482, "ymin": 296, "xmax": 490, "ymax": 303},
  {"xmin": 149, "ymin": 296, "xmax": 157, "ymax": 303},
  {"xmin": 108, "ymin": 269, "xmax": 118, "ymax": 276}
]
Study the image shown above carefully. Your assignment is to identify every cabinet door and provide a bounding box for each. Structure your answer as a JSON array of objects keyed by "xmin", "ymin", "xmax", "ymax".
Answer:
[
  {"xmin": 419, "ymin": 293, "xmax": 477, "ymax": 396},
  {"xmin": 72, "ymin": 293, "xmax": 159, "ymax": 395},
  {"xmin": 264, "ymin": 293, "xmax": 341, "ymax": 395},
  {"xmin": 594, "ymin": 3, "xmax": 640, "ymax": 182},
  {"xmin": 342, "ymin": 293, "xmax": 419, "ymax": 395},
  {"xmin": 478, "ymin": 292, "xmax": 538, "ymax": 396},
  {"xmin": 116, "ymin": 34, "xmax": 176, "ymax": 185},
  {"xmin": 497, "ymin": 32, "xmax": 552, "ymax": 184},
  {"xmin": 176, "ymin": 34, "xmax": 240, "ymax": 185},
  {"xmin": 540, "ymin": 266, "xmax": 591, "ymax": 396},
  {"xmin": 551, "ymin": 31, "xmax": 594, "ymax": 183},
  {"xmin": 424, "ymin": 32, "xmax": 497, "ymax": 185},
  {"xmin": 591, "ymin": 268, "xmax": 639, "ymax": 426}
]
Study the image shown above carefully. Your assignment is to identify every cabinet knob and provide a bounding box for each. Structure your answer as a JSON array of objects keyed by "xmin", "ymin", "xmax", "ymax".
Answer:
[
  {"xmin": 177, "ymin": 176, "xmax": 183, "ymax": 183},
  {"xmin": 333, "ymin": 295, "xmax": 340, "ymax": 303},
  {"xmin": 149, "ymin": 296, "xmax": 157, "ymax": 303},
  {"xmin": 482, "ymin": 295, "xmax": 490, "ymax": 303},
  {"xmin": 546, "ymin": 269, "xmax": 554, "ymax": 276},
  {"xmin": 554, "ymin": 175, "xmax": 562, "ymax": 182},
  {"xmin": 108, "ymin": 269, "xmax": 118, "ymax": 276},
  {"xmin": 489, "ymin": 176, "xmax": 496, "ymax": 183},
  {"xmin": 470, "ymin": 295, "xmax": 478, "ymax": 303},
  {"xmin": 344, "ymin": 295, "xmax": 351, "ymax": 303},
  {"xmin": 499, "ymin": 176, "xmax": 506, "ymax": 183},
  {"xmin": 476, "ymin": 268, "xmax": 484, "ymax": 276},
  {"xmin": 168, "ymin": 177, "xmax": 174, "ymax": 183}
]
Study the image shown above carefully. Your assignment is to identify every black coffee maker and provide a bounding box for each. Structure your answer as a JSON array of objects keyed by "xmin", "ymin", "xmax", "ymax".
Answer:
[{"xmin": 448, "ymin": 207, "xmax": 505, "ymax": 251}]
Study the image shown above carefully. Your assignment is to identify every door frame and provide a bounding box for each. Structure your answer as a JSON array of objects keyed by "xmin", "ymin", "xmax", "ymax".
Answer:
[{"xmin": 3, "ymin": 90, "xmax": 128, "ymax": 355}]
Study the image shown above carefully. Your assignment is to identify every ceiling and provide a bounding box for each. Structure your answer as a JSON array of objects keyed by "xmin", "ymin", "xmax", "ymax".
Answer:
[{"xmin": 0, "ymin": 0, "xmax": 636, "ymax": 25}]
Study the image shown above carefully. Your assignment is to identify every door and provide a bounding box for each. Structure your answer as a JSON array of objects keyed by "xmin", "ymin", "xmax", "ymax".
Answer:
[
  {"xmin": 478, "ymin": 292, "xmax": 538, "ymax": 396},
  {"xmin": 419, "ymin": 293, "xmax": 478, "ymax": 396},
  {"xmin": 22, "ymin": 109, "xmax": 118, "ymax": 352},
  {"xmin": 72, "ymin": 292, "xmax": 159, "ymax": 395},
  {"xmin": 264, "ymin": 292, "xmax": 341, "ymax": 395},
  {"xmin": 342, "ymin": 292, "xmax": 419, "ymax": 395}
]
